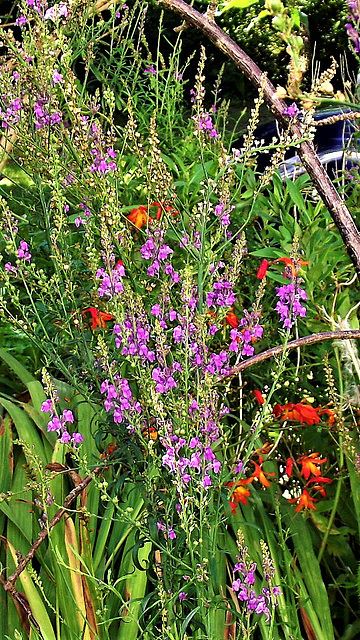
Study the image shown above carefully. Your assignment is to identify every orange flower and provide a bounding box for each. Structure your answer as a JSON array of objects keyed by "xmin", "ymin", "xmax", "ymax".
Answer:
[
  {"xmin": 297, "ymin": 453, "xmax": 327, "ymax": 479},
  {"xmin": 253, "ymin": 389, "xmax": 265, "ymax": 405},
  {"xmin": 250, "ymin": 461, "xmax": 275, "ymax": 487},
  {"xmin": 288, "ymin": 489, "xmax": 318, "ymax": 512},
  {"xmin": 207, "ymin": 309, "xmax": 239, "ymax": 328},
  {"xmin": 141, "ymin": 425, "xmax": 158, "ymax": 440},
  {"xmin": 81, "ymin": 307, "xmax": 114, "ymax": 329},
  {"xmin": 225, "ymin": 310, "xmax": 239, "ymax": 328},
  {"xmin": 273, "ymin": 400, "xmax": 320, "ymax": 425},
  {"xmin": 227, "ymin": 478, "xmax": 253, "ymax": 512},
  {"xmin": 127, "ymin": 205, "xmax": 150, "ymax": 228},
  {"xmin": 285, "ymin": 457, "xmax": 293, "ymax": 477},
  {"xmin": 257, "ymin": 257, "xmax": 309, "ymax": 279},
  {"xmin": 318, "ymin": 407, "xmax": 336, "ymax": 425},
  {"xmin": 306, "ymin": 476, "xmax": 332, "ymax": 497},
  {"xmin": 149, "ymin": 201, "xmax": 179, "ymax": 221},
  {"xmin": 253, "ymin": 442, "xmax": 272, "ymax": 457},
  {"xmin": 257, "ymin": 259, "xmax": 270, "ymax": 279},
  {"xmin": 273, "ymin": 257, "xmax": 309, "ymax": 277}
]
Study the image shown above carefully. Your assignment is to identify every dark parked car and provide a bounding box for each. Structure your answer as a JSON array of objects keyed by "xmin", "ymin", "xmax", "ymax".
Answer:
[{"xmin": 251, "ymin": 108, "xmax": 360, "ymax": 180}]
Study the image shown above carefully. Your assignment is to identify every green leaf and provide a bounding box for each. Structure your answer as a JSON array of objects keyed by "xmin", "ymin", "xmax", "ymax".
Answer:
[
  {"xmin": 221, "ymin": 0, "xmax": 259, "ymax": 10},
  {"xmin": 0, "ymin": 349, "xmax": 35, "ymax": 385},
  {"xmin": 0, "ymin": 398, "xmax": 45, "ymax": 460},
  {"xmin": 286, "ymin": 178, "xmax": 307, "ymax": 213}
]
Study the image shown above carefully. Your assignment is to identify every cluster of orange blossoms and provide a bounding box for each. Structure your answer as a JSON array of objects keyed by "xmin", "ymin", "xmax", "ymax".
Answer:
[
  {"xmin": 228, "ymin": 391, "xmax": 334, "ymax": 513},
  {"xmin": 253, "ymin": 390, "xmax": 336, "ymax": 426},
  {"xmin": 227, "ymin": 443, "xmax": 275, "ymax": 514},
  {"xmin": 287, "ymin": 453, "xmax": 331, "ymax": 512},
  {"xmin": 228, "ymin": 446, "xmax": 331, "ymax": 514},
  {"xmin": 126, "ymin": 201, "xmax": 179, "ymax": 229}
]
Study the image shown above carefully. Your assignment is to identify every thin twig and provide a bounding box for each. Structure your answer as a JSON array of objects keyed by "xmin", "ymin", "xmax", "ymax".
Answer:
[
  {"xmin": 158, "ymin": 0, "xmax": 360, "ymax": 275},
  {"xmin": 219, "ymin": 330, "xmax": 360, "ymax": 380},
  {"xmin": 4, "ymin": 466, "xmax": 102, "ymax": 593}
]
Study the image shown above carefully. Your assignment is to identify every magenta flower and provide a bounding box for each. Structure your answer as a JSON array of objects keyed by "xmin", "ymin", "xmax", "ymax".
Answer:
[
  {"xmin": 282, "ymin": 102, "xmax": 301, "ymax": 118},
  {"xmin": 17, "ymin": 240, "xmax": 31, "ymax": 261},
  {"xmin": 52, "ymin": 69, "xmax": 64, "ymax": 84}
]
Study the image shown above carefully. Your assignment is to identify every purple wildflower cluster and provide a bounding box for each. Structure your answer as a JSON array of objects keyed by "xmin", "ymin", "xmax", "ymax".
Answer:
[
  {"xmin": 161, "ymin": 426, "xmax": 221, "ymax": 491},
  {"xmin": 17, "ymin": 240, "xmax": 32, "ymax": 261},
  {"xmin": 179, "ymin": 230, "xmax": 201, "ymax": 251},
  {"xmin": 41, "ymin": 398, "xmax": 83, "ymax": 445},
  {"xmin": 276, "ymin": 280, "xmax": 307, "ymax": 329},
  {"xmin": 0, "ymin": 97, "xmax": 22, "ymax": 129},
  {"xmin": 4, "ymin": 239, "xmax": 32, "ymax": 276},
  {"xmin": 206, "ymin": 268, "xmax": 236, "ymax": 309},
  {"xmin": 52, "ymin": 69, "xmax": 64, "ymax": 85},
  {"xmin": 114, "ymin": 314, "xmax": 155, "ymax": 363},
  {"xmin": 214, "ymin": 202, "xmax": 234, "ymax": 228},
  {"xmin": 346, "ymin": 1, "xmax": 360, "ymax": 52},
  {"xmin": 16, "ymin": 0, "xmax": 68, "ymax": 23},
  {"xmin": 195, "ymin": 111, "xmax": 218, "ymax": 138},
  {"xmin": 44, "ymin": 2, "xmax": 68, "ymax": 21},
  {"xmin": 86, "ymin": 120, "xmax": 117, "ymax": 174},
  {"xmin": 140, "ymin": 231, "xmax": 179, "ymax": 281},
  {"xmin": 96, "ymin": 261, "xmax": 125, "ymax": 299},
  {"xmin": 100, "ymin": 377, "xmax": 142, "ymax": 430},
  {"xmin": 157, "ymin": 521, "xmax": 176, "ymax": 539},
  {"xmin": 152, "ymin": 361, "xmax": 182, "ymax": 394},
  {"xmin": 232, "ymin": 546, "xmax": 281, "ymax": 622},
  {"xmin": 74, "ymin": 201, "xmax": 91, "ymax": 227},
  {"xmin": 90, "ymin": 147, "xmax": 117, "ymax": 174},
  {"xmin": 34, "ymin": 96, "xmax": 62, "ymax": 129},
  {"xmin": 229, "ymin": 309, "xmax": 263, "ymax": 358},
  {"xmin": 144, "ymin": 65, "xmax": 157, "ymax": 75}
]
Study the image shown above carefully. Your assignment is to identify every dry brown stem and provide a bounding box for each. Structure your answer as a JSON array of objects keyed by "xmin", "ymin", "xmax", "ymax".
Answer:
[{"xmin": 220, "ymin": 330, "xmax": 360, "ymax": 380}]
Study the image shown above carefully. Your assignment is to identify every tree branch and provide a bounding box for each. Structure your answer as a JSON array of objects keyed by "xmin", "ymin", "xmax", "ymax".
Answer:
[
  {"xmin": 219, "ymin": 330, "xmax": 360, "ymax": 379},
  {"xmin": 158, "ymin": 0, "xmax": 360, "ymax": 275},
  {"xmin": 3, "ymin": 466, "xmax": 102, "ymax": 593}
]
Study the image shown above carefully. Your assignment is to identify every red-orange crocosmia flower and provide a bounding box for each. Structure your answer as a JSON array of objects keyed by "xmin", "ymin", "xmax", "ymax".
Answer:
[
  {"xmin": 297, "ymin": 453, "xmax": 327, "ymax": 479},
  {"xmin": 273, "ymin": 400, "xmax": 320, "ymax": 425},
  {"xmin": 150, "ymin": 201, "xmax": 179, "ymax": 221},
  {"xmin": 250, "ymin": 461, "xmax": 275, "ymax": 487},
  {"xmin": 273, "ymin": 257, "xmax": 309, "ymax": 277},
  {"xmin": 227, "ymin": 478, "xmax": 253, "ymax": 513},
  {"xmin": 306, "ymin": 476, "xmax": 332, "ymax": 497},
  {"xmin": 285, "ymin": 457, "xmax": 293, "ymax": 477},
  {"xmin": 257, "ymin": 259, "xmax": 270, "ymax": 279},
  {"xmin": 254, "ymin": 389, "xmax": 265, "ymax": 405},
  {"xmin": 288, "ymin": 489, "xmax": 318, "ymax": 512},
  {"xmin": 254, "ymin": 442, "xmax": 272, "ymax": 457},
  {"xmin": 127, "ymin": 205, "xmax": 150, "ymax": 229},
  {"xmin": 81, "ymin": 308, "xmax": 114, "ymax": 329},
  {"xmin": 141, "ymin": 425, "xmax": 158, "ymax": 441},
  {"xmin": 257, "ymin": 257, "xmax": 309, "ymax": 279},
  {"xmin": 318, "ymin": 407, "xmax": 336, "ymax": 425},
  {"xmin": 225, "ymin": 311, "xmax": 239, "ymax": 328},
  {"xmin": 100, "ymin": 442, "xmax": 116, "ymax": 459}
]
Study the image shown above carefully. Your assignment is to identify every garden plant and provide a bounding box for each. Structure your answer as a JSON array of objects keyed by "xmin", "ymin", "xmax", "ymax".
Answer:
[{"xmin": 0, "ymin": 0, "xmax": 359, "ymax": 639}]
